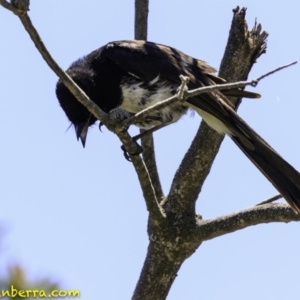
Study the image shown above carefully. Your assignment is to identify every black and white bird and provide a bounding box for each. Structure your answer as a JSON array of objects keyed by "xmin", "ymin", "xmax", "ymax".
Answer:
[{"xmin": 56, "ymin": 40, "xmax": 300, "ymax": 213}]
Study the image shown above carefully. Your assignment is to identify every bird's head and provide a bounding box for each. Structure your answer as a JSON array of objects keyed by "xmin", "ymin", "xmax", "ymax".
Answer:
[{"xmin": 56, "ymin": 68, "xmax": 98, "ymax": 147}]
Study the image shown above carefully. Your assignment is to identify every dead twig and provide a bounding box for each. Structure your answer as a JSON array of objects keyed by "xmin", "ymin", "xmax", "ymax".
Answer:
[{"xmin": 123, "ymin": 61, "xmax": 297, "ymax": 127}]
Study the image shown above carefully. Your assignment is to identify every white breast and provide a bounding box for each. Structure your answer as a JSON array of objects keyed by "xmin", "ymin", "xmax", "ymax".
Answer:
[
  {"xmin": 119, "ymin": 77, "xmax": 188, "ymax": 128},
  {"xmin": 120, "ymin": 81, "xmax": 174, "ymax": 113}
]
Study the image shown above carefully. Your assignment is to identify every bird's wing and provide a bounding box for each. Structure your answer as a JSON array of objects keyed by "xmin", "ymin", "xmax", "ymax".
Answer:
[
  {"xmin": 101, "ymin": 40, "xmax": 259, "ymax": 97},
  {"xmin": 100, "ymin": 40, "xmax": 215, "ymax": 84}
]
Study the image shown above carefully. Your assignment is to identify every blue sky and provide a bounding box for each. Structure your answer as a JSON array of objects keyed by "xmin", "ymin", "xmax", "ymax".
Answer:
[{"xmin": 1, "ymin": 0, "xmax": 300, "ymax": 299}]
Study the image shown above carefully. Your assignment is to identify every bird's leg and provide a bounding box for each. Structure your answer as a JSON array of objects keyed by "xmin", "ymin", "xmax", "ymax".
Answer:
[{"xmin": 121, "ymin": 121, "xmax": 176, "ymax": 161}]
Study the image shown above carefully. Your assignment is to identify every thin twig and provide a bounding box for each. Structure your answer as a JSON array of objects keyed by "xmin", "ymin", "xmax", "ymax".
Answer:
[
  {"xmin": 253, "ymin": 61, "xmax": 297, "ymax": 84},
  {"xmin": 123, "ymin": 62, "xmax": 297, "ymax": 128},
  {"xmin": 186, "ymin": 80, "xmax": 250, "ymax": 97},
  {"xmin": 255, "ymin": 194, "xmax": 282, "ymax": 206},
  {"xmin": 134, "ymin": 0, "xmax": 164, "ymax": 212}
]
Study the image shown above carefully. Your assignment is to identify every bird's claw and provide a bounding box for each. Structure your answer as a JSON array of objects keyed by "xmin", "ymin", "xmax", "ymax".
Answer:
[
  {"xmin": 121, "ymin": 143, "xmax": 143, "ymax": 162},
  {"xmin": 99, "ymin": 122, "xmax": 104, "ymax": 132}
]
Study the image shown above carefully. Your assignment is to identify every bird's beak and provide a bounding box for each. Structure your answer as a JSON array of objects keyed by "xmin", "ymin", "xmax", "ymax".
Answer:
[{"xmin": 75, "ymin": 114, "xmax": 91, "ymax": 147}]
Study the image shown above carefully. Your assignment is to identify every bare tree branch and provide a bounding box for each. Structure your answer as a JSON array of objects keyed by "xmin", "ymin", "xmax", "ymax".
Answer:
[
  {"xmin": 135, "ymin": 0, "xmax": 148, "ymax": 40},
  {"xmin": 134, "ymin": 0, "xmax": 165, "ymax": 203},
  {"xmin": 167, "ymin": 7, "xmax": 268, "ymax": 217},
  {"xmin": 195, "ymin": 203, "xmax": 300, "ymax": 241},
  {"xmin": 134, "ymin": 203, "xmax": 300, "ymax": 300},
  {"xmin": 219, "ymin": 6, "xmax": 268, "ymax": 87},
  {"xmin": 133, "ymin": 242, "xmax": 183, "ymax": 300},
  {"xmin": 0, "ymin": 0, "xmax": 165, "ymax": 221},
  {"xmin": 0, "ymin": 1, "xmax": 112, "ymax": 128}
]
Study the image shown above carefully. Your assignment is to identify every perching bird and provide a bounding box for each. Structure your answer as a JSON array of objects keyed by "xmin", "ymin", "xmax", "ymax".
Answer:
[{"xmin": 56, "ymin": 40, "xmax": 300, "ymax": 213}]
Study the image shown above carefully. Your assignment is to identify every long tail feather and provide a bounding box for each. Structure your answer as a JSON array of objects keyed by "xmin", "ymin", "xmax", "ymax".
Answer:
[
  {"xmin": 189, "ymin": 93, "xmax": 300, "ymax": 214},
  {"xmin": 230, "ymin": 132, "xmax": 300, "ymax": 213}
]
